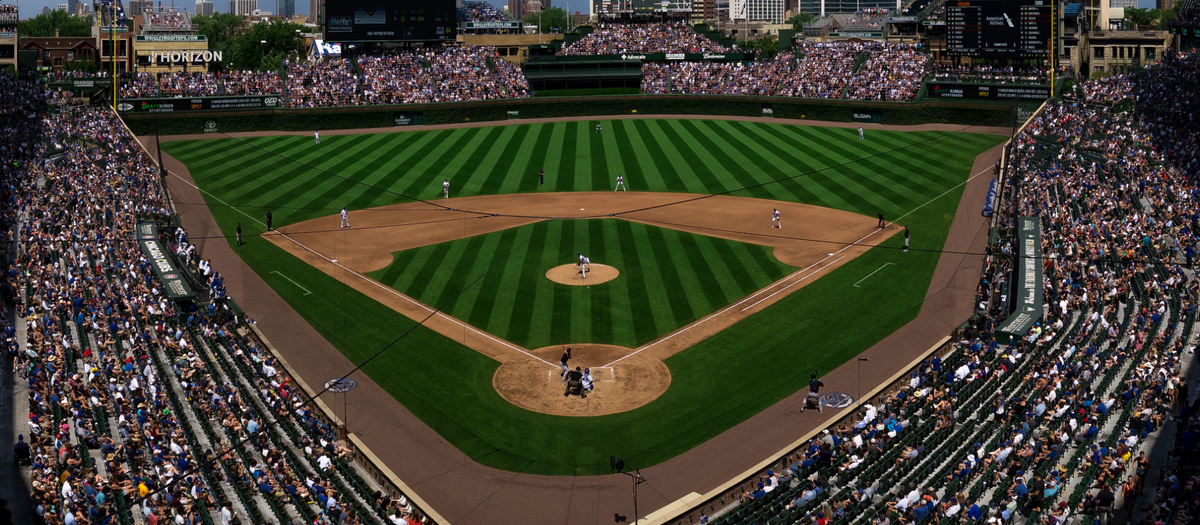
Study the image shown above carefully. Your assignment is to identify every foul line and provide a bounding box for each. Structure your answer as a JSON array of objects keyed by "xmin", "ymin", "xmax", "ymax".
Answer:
[
  {"xmin": 852, "ymin": 263, "xmax": 894, "ymax": 288},
  {"xmin": 740, "ymin": 255, "xmax": 846, "ymax": 312},
  {"xmin": 168, "ymin": 170, "xmax": 559, "ymax": 369},
  {"xmin": 271, "ymin": 271, "xmax": 312, "ymax": 295}
]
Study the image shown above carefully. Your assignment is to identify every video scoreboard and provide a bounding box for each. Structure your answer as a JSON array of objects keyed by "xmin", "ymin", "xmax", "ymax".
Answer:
[
  {"xmin": 946, "ymin": 0, "xmax": 1052, "ymax": 58},
  {"xmin": 324, "ymin": 0, "xmax": 455, "ymax": 42}
]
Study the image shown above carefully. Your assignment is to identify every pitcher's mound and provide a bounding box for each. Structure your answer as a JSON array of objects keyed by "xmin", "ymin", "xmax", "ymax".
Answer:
[{"xmin": 545, "ymin": 264, "xmax": 619, "ymax": 285}]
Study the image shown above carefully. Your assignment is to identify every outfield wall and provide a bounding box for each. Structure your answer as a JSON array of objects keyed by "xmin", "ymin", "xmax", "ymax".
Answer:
[{"xmin": 121, "ymin": 95, "xmax": 1015, "ymax": 136}]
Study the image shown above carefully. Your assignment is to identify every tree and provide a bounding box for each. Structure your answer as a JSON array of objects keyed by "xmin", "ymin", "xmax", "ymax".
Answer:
[
  {"xmin": 231, "ymin": 19, "xmax": 307, "ymax": 71},
  {"xmin": 786, "ymin": 12, "xmax": 816, "ymax": 32},
  {"xmin": 1157, "ymin": 7, "xmax": 1176, "ymax": 30},
  {"xmin": 192, "ymin": 13, "xmax": 245, "ymax": 70},
  {"xmin": 18, "ymin": 10, "xmax": 94, "ymax": 37},
  {"xmin": 522, "ymin": 6, "xmax": 569, "ymax": 34},
  {"xmin": 737, "ymin": 35, "xmax": 779, "ymax": 59},
  {"xmin": 1124, "ymin": 7, "xmax": 1159, "ymax": 27}
]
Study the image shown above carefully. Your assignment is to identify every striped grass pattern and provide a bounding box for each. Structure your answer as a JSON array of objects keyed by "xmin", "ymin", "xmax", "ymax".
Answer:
[
  {"xmin": 368, "ymin": 220, "xmax": 795, "ymax": 349},
  {"xmin": 162, "ymin": 119, "xmax": 999, "ymax": 230}
]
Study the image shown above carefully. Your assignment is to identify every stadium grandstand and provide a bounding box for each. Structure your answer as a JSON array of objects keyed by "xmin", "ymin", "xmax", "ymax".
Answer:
[
  {"xmin": 458, "ymin": 0, "xmax": 514, "ymax": 22},
  {"xmin": 639, "ymin": 42, "xmax": 928, "ymax": 100},
  {"xmin": 8, "ymin": 0, "xmax": 1200, "ymax": 519},
  {"xmin": 558, "ymin": 21, "xmax": 731, "ymax": 55},
  {"xmin": 0, "ymin": 75, "xmax": 434, "ymax": 525},
  {"xmin": 137, "ymin": 6, "xmax": 194, "ymax": 31}
]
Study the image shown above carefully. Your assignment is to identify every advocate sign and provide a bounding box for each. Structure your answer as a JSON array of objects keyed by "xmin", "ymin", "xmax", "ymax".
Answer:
[
  {"xmin": 617, "ymin": 52, "xmax": 745, "ymax": 61},
  {"xmin": 136, "ymin": 223, "xmax": 194, "ymax": 300}
]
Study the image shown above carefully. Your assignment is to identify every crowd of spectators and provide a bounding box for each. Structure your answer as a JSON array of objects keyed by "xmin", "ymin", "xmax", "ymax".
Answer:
[
  {"xmin": 1175, "ymin": 0, "xmax": 1199, "ymax": 23},
  {"xmin": 121, "ymin": 71, "xmax": 281, "ymax": 98},
  {"xmin": 843, "ymin": 43, "xmax": 928, "ymax": 101},
  {"xmin": 139, "ymin": 7, "xmax": 192, "ymax": 29},
  {"xmin": 560, "ymin": 21, "xmax": 729, "ymax": 55},
  {"xmin": 706, "ymin": 51, "xmax": 1200, "ymax": 525},
  {"xmin": 459, "ymin": 1, "xmax": 513, "ymax": 22},
  {"xmin": 776, "ymin": 42, "xmax": 866, "ymax": 98},
  {"xmin": 932, "ymin": 64, "xmax": 1050, "ymax": 84},
  {"xmin": 641, "ymin": 42, "xmax": 931, "ymax": 100},
  {"xmin": 841, "ymin": 8, "xmax": 890, "ymax": 29},
  {"xmin": 357, "ymin": 47, "xmax": 532, "ymax": 105},
  {"xmin": 4, "ymin": 77, "xmax": 430, "ymax": 525},
  {"xmin": 640, "ymin": 54, "xmax": 794, "ymax": 96},
  {"xmin": 284, "ymin": 58, "xmax": 361, "ymax": 108},
  {"xmin": 0, "ymin": 3, "xmax": 18, "ymax": 17}
]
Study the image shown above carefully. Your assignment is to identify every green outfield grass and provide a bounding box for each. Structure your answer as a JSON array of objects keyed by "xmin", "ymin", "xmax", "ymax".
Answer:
[
  {"xmin": 162, "ymin": 119, "xmax": 1006, "ymax": 475},
  {"xmin": 368, "ymin": 219, "xmax": 795, "ymax": 349}
]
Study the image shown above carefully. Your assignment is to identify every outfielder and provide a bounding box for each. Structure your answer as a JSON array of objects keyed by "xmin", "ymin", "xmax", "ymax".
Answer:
[
  {"xmin": 315, "ymin": 130, "xmax": 321, "ymax": 145},
  {"xmin": 614, "ymin": 175, "xmax": 626, "ymax": 191},
  {"xmin": 596, "ymin": 123, "xmax": 602, "ymax": 133},
  {"xmin": 443, "ymin": 179, "xmax": 450, "ymax": 199},
  {"xmin": 578, "ymin": 253, "xmax": 590, "ymax": 279},
  {"xmin": 858, "ymin": 127, "xmax": 864, "ymax": 140},
  {"xmin": 340, "ymin": 207, "xmax": 350, "ymax": 229},
  {"xmin": 772, "ymin": 208, "xmax": 782, "ymax": 229}
]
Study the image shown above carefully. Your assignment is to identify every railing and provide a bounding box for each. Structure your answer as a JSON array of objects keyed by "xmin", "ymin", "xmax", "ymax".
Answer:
[{"xmin": 648, "ymin": 336, "xmax": 957, "ymax": 525}]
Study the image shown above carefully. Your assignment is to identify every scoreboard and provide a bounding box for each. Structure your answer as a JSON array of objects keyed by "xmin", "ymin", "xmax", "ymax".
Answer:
[
  {"xmin": 324, "ymin": 0, "xmax": 455, "ymax": 42},
  {"xmin": 946, "ymin": 0, "xmax": 1052, "ymax": 58}
]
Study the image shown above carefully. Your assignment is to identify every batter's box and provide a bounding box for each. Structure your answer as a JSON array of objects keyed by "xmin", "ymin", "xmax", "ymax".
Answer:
[{"xmin": 545, "ymin": 366, "xmax": 616, "ymax": 383}]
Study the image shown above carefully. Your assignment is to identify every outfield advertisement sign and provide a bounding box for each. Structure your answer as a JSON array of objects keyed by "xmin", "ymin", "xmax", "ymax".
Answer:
[
  {"xmin": 996, "ymin": 216, "xmax": 1042, "ymax": 342},
  {"xmin": 927, "ymin": 82, "xmax": 1050, "ymax": 100},
  {"xmin": 506, "ymin": 109, "xmax": 521, "ymax": 119},
  {"xmin": 393, "ymin": 113, "xmax": 424, "ymax": 126},
  {"xmin": 122, "ymin": 95, "xmax": 282, "ymax": 113},
  {"xmin": 761, "ymin": 105, "xmax": 774, "ymax": 116},
  {"xmin": 615, "ymin": 52, "xmax": 745, "ymax": 61},
  {"xmin": 136, "ymin": 223, "xmax": 195, "ymax": 300},
  {"xmin": 852, "ymin": 111, "xmax": 881, "ymax": 123}
]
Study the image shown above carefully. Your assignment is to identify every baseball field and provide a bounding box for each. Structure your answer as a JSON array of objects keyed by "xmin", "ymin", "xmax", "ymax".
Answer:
[{"xmin": 161, "ymin": 118, "xmax": 1005, "ymax": 475}]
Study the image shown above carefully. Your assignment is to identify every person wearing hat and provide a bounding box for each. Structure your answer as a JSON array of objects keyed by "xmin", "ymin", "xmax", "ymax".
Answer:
[{"xmin": 739, "ymin": 482, "xmax": 766, "ymax": 503}]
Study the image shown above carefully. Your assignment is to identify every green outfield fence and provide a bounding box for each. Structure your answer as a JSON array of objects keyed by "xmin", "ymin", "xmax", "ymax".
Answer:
[{"xmin": 121, "ymin": 95, "xmax": 1015, "ymax": 135}]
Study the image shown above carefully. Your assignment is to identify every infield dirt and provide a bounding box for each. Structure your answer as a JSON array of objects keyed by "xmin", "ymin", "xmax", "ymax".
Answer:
[{"xmin": 264, "ymin": 191, "xmax": 898, "ymax": 416}]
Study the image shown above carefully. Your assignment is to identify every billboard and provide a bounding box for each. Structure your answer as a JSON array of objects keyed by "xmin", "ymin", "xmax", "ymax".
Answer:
[
  {"xmin": 927, "ymin": 82, "xmax": 1049, "ymax": 99},
  {"xmin": 325, "ymin": 0, "xmax": 455, "ymax": 42},
  {"xmin": 946, "ymin": 0, "xmax": 1052, "ymax": 57},
  {"xmin": 121, "ymin": 95, "xmax": 282, "ymax": 112}
]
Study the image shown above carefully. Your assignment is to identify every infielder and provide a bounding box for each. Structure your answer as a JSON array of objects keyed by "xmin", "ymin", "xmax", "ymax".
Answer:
[
  {"xmin": 904, "ymin": 226, "xmax": 910, "ymax": 252},
  {"xmin": 559, "ymin": 345, "xmax": 572, "ymax": 381},
  {"xmin": 578, "ymin": 252, "xmax": 590, "ymax": 279},
  {"xmin": 858, "ymin": 127, "xmax": 864, "ymax": 140},
  {"xmin": 340, "ymin": 207, "xmax": 350, "ymax": 229},
  {"xmin": 315, "ymin": 130, "xmax": 321, "ymax": 145},
  {"xmin": 771, "ymin": 208, "xmax": 782, "ymax": 229},
  {"xmin": 443, "ymin": 179, "xmax": 450, "ymax": 199},
  {"xmin": 614, "ymin": 175, "xmax": 626, "ymax": 191}
]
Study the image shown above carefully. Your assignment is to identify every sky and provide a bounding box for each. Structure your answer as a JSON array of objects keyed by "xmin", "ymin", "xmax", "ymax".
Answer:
[{"xmin": 13, "ymin": 0, "xmax": 574, "ymax": 20}]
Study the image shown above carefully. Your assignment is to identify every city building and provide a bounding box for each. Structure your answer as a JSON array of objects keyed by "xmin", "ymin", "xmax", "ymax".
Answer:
[
  {"xmin": 21, "ymin": 35, "xmax": 97, "ymax": 70},
  {"xmin": 68, "ymin": 0, "xmax": 78, "ymax": 15},
  {"xmin": 0, "ymin": 6, "xmax": 16, "ymax": 73},
  {"xmin": 127, "ymin": 0, "xmax": 151, "ymax": 15},
  {"xmin": 309, "ymin": 0, "xmax": 320, "ymax": 23},
  {"xmin": 731, "ymin": 0, "xmax": 783, "ymax": 22},
  {"xmin": 195, "ymin": 0, "xmax": 214, "ymax": 16},
  {"xmin": 277, "ymin": 0, "xmax": 294, "ymax": 18},
  {"xmin": 510, "ymin": 0, "xmax": 525, "ymax": 19},
  {"xmin": 798, "ymin": 0, "xmax": 895, "ymax": 15},
  {"xmin": 56, "ymin": 3, "xmax": 68, "ymax": 11},
  {"xmin": 230, "ymin": 0, "xmax": 257, "ymax": 16}
]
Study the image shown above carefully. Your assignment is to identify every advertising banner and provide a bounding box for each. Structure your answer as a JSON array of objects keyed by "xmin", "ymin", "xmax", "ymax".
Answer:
[
  {"xmin": 506, "ymin": 109, "xmax": 520, "ymax": 119},
  {"xmin": 852, "ymin": 110, "xmax": 881, "ymax": 123},
  {"xmin": 393, "ymin": 113, "xmax": 424, "ymax": 126},
  {"xmin": 136, "ymin": 223, "xmax": 195, "ymax": 300},
  {"xmin": 122, "ymin": 95, "xmax": 282, "ymax": 112},
  {"xmin": 927, "ymin": 82, "xmax": 1050, "ymax": 100},
  {"xmin": 996, "ymin": 216, "xmax": 1042, "ymax": 341},
  {"xmin": 982, "ymin": 178, "xmax": 998, "ymax": 217}
]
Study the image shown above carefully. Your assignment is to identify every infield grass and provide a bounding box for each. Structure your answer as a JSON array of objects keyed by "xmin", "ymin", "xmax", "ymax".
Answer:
[
  {"xmin": 368, "ymin": 219, "xmax": 795, "ymax": 349},
  {"xmin": 163, "ymin": 119, "xmax": 1006, "ymax": 475}
]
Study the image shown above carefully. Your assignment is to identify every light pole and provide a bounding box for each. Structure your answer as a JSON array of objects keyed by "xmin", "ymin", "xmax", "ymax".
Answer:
[
  {"xmin": 857, "ymin": 357, "xmax": 870, "ymax": 405},
  {"xmin": 610, "ymin": 457, "xmax": 646, "ymax": 524}
]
